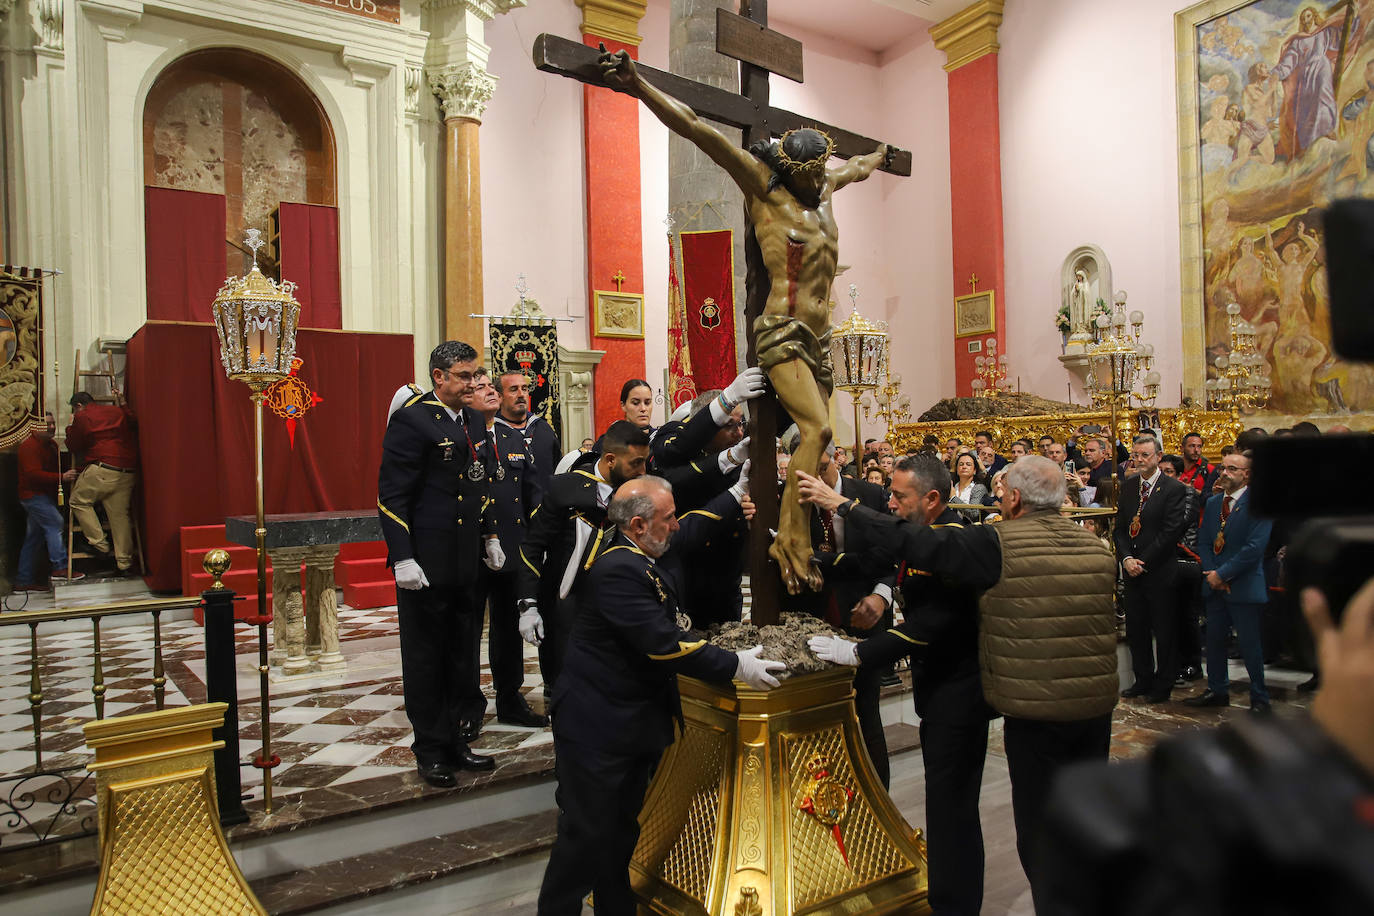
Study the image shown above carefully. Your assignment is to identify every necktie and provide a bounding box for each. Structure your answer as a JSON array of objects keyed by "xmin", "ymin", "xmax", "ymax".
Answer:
[
  {"xmin": 1221, "ymin": 496, "xmax": 1233, "ymax": 521},
  {"xmin": 1129, "ymin": 478, "xmax": 1151, "ymax": 538}
]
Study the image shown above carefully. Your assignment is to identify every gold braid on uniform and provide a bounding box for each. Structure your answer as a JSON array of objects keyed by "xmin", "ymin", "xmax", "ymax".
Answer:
[{"xmin": 775, "ymin": 128, "xmax": 834, "ymax": 177}]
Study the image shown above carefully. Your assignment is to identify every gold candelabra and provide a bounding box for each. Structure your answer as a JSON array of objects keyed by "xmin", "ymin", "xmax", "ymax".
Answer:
[
  {"xmin": 861, "ymin": 370, "xmax": 911, "ymax": 437},
  {"xmin": 210, "ymin": 229, "xmax": 301, "ymax": 814},
  {"xmin": 829, "ymin": 285, "xmax": 888, "ymax": 456},
  {"xmin": 1085, "ymin": 291, "xmax": 1160, "ymax": 411},
  {"xmin": 1206, "ymin": 302, "xmax": 1271, "ymax": 413},
  {"xmin": 970, "ymin": 336, "xmax": 1011, "ymax": 397}
]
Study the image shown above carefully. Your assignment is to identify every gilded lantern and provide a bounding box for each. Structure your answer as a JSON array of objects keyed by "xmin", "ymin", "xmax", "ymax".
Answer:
[{"xmin": 212, "ymin": 230, "xmax": 301, "ymax": 391}]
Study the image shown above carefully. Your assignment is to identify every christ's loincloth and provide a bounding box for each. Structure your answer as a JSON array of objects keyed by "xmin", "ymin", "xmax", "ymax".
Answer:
[{"xmin": 754, "ymin": 314, "xmax": 833, "ymax": 396}]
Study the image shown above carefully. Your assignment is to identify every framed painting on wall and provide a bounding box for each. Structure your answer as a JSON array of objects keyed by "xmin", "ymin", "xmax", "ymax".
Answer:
[
  {"xmin": 954, "ymin": 290, "xmax": 996, "ymax": 338},
  {"xmin": 1176, "ymin": 0, "xmax": 1374, "ymax": 424},
  {"xmin": 593, "ymin": 291, "xmax": 645, "ymax": 339}
]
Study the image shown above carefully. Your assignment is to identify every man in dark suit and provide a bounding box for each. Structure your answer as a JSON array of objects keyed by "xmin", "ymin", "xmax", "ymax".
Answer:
[
  {"xmin": 1186, "ymin": 449, "xmax": 1274, "ymax": 713},
  {"xmin": 516, "ymin": 420, "xmax": 650, "ymax": 690},
  {"xmin": 1115, "ymin": 434, "xmax": 1189, "ymax": 703},
  {"xmin": 377, "ymin": 340, "xmax": 497, "ymax": 787},
  {"xmin": 537, "ymin": 475, "xmax": 784, "ymax": 915},
  {"xmin": 494, "ymin": 369, "xmax": 562, "ymax": 496},
  {"xmin": 974, "ymin": 430, "xmax": 1008, "ymax": 476},
  {"xmin": 780, "ymin": 435, "xmax": 898, "ymax": 785},
  {"xmin": 460, "ymin": 371, "xmax": 548, "ymax": 736},
  {"xmin": 800, "ymin": 453, "xmax": 995, "ymax": 916}
]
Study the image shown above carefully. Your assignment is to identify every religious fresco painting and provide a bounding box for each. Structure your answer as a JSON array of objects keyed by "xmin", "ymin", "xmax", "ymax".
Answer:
[{"xmin": 1188, "ymin": 0, "xmax": 1374, "ymax": 417}]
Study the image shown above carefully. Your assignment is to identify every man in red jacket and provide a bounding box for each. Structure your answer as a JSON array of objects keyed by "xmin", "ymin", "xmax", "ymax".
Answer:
[
  {"xmin": 66, "ymin": 392, "xmax": 139, "ymax": 575},
  {"xmin": 16, "ymin": 412, "xmax": 82, "ymax": 589}
]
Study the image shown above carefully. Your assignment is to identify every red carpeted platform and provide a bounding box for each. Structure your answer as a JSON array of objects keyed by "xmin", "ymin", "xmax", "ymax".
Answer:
[{"xmin": 127, "ymin": 321, "xmax": 412, "ymax": 593}]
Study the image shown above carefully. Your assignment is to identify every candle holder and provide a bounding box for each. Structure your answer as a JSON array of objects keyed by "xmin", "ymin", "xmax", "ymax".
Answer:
[{"xmin": 971, "ymin": 337, "xmax": 1011, "ymax": 398}]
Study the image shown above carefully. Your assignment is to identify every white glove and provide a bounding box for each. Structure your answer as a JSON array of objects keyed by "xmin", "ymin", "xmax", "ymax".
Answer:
[
  {"xmin": 519, "ymin": 607, "xmax": 544, "ymax": 646},
  {"xmin": 719, "ymin": 436, "xmax": 751, "ymax": 472},
  {"xmin": 734, "ymin": 645, "xmax": 785, "ymax": 690},
  {"xmin": 393, "ymin": 559, "xmax": 429, "ymax": 591},
  {"xmin": 729, "ymin": 459, "xmax": 752, "ymax": 504},
  {"xmin": 724, "ymin": 367, "xmax": 767, "ymax": 405},
  {"xmin": 484, "ymin": 537, "xmax": 506, "ymax": 571},
  {"xmin": 808, "ymin": 634, "xmax": 860, "ymax": 667}
]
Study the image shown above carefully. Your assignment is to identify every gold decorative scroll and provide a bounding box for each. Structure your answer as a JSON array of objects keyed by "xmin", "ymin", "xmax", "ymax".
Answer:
[
  {"xmin": 0, "ymin": 269, "xmax": 44, "ymax": 449},
  {"xmin": 891, "ymin": 406, "xmax": 1241, "ymax": 461}
]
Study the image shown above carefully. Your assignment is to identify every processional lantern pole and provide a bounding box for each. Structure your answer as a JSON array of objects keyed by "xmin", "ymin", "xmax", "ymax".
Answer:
[
  {"xmin": 211, "ymin": 229, "xmax": 301, "ymax": 814},
  {"xmin": 830, "ymin": 284, "xmax": 887, "ymax": 459}
]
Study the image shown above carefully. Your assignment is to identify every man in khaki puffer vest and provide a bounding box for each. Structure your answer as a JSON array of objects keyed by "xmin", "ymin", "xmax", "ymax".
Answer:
[{"xmin": 801, "ymin": 456, "xmax": 1118, "ymax": 911}]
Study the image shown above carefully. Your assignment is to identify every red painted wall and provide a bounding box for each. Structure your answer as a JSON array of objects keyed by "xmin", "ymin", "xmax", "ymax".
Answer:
[
  {"xmin": 583, "ymin": 35, "xmax": 648, "ymax": 436},
  {"xmin": 946, "ymin": 53, "xmax": 1007, "ymax": 396}
]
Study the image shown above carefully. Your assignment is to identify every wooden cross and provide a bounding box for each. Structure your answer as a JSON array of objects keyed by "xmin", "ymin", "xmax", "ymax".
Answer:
[
  {"xmin": 533, "ymin": 1, "xmax": 910, "ymax": 623},
  {"xmin": 612, "ymin": 269, "xmax": 627, "ymax": 292}
]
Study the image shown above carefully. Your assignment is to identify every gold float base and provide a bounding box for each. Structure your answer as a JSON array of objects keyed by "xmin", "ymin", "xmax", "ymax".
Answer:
[{"xmin": 631, "ymin": 667, "xmax": 930, "ymax": 915}]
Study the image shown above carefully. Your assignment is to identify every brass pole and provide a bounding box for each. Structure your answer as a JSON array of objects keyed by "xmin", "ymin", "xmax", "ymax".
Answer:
[
  {"xmin": 852, "ymin": 394, "xmax": 863, "ymax": 461},
  {"xmin": 251, "ymin": 390, "xmax": 274, "ymax": 813}
]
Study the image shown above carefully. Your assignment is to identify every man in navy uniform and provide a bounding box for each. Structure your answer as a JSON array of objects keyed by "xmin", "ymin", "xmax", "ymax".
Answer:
[
  {"xmin": 377, "ymin": 340, "xmax": 496, "ymax": 787},
  {"xmin": 494, "ymin": 369, "xmax": 561, "ymax": 495},
  {"xmin": 516, "ymin": 420, "xmax": 650, "ymax": 689},
  {"xmin": 460, "ymin": 370, "xmax": 549, "ymax": 736},
  {"xmin": 649, "ymin": 368, "xmax": 764, "ymax": 511},
  {"xmin": 536, "ymin": 475, "xmax": 784, "ymax": 915}
]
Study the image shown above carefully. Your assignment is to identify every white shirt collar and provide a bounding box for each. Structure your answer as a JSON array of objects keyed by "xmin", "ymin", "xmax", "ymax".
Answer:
[
  {"xmin": 442, "ymin": 405, "xmax": 458, "ymax": 421},
  {"xmin": 1140, "ymin": 468, "xmax": 1162, "ymax": 490},
  {"xmin": 1227, "ymin": 485, "xmax": 1247, "ymax": 503}
]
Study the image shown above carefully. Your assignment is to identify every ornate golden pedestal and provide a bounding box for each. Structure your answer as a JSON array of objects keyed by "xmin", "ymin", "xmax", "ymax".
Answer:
[{"xmin": 632, "ymin": 667, "xmax": 930, "ymax": 915}]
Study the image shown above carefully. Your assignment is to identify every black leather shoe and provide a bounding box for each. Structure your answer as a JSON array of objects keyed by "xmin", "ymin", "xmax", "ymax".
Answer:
[
  {"xmin": 417, "ymin": 762, "xmax": 457, "ymax": 788},
  {"xmin": 497, "ymin": 706, "xmax": 550, "ymax": 728},
  {"xmin": 1145, "ymin": 691, "xmax": 1172, "ymax": 704},
  {"xmin": 1248, "ymin": 700, "xmax": 1273, "ymax": 716},
  {"xmin": 1174, "ymin": 666, "xmax": 1202, "ymax": 687},
  {"xmin": 459, "ymin": 718, "xmax": 481, "ymax": 742},
  {"xmin": 1183, "ymin": 689, "xmax": 1230, "ymax": 707},
  {"xmin": 1121, "ymin": 684, "xmax": 1149, "ymax": 698},
  {"xmin": 454, "ymin": 749, "xmax": 496, "ymax": 771}
]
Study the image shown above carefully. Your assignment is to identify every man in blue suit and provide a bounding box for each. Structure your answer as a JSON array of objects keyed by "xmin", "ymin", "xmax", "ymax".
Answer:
[{"xmin": 1186, "ymin": 449, "xmax": 1274, "ymax": 714}]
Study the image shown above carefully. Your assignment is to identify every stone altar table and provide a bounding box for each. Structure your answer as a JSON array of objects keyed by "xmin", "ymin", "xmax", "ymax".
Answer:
[{"xmin": 226, "ymin": 511, "xmax": 382, "ymax": 678}]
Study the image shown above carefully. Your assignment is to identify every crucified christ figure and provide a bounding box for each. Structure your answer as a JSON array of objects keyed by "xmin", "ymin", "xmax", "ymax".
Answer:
[{"xmin": 599, "ymin": 47, "xmax": 890, "ymax": 595}]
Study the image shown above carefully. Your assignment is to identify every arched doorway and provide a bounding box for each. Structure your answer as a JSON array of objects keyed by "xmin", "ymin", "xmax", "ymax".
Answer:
[{"xmin": 142, "ymin": 48, "xmax": 340, "ymax": 327}]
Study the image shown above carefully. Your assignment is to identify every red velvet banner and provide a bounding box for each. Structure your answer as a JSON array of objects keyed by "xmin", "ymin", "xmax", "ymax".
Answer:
[
  {"xmin": 277, "ymin": 202, "xmax": 343, "ymax": 330},
  {"xmin": 144, "ymin": 188, "xmax": 226, "ymax": 322},
  {"xmin": 126, "ymin": 322, "xmax": 413, "ymax": 591},
  {"xmin": 680, "ymin": 229, "xmax": 738, "ymax": 392}
]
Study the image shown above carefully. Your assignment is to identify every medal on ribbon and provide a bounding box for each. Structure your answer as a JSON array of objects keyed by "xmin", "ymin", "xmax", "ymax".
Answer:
[
  {"xmin": 466, "ymin": 462, "xmax": 486, "ymax": 482},
  {"xmin": 1213, "ymin": 533, "xmax": 1225, "ymax": 554},
  {"xmin": 1129, "ymin": 518, "xmax": 1141, "ymax": 538},
  {"xmin": 438, "ymin": 438, "xmax": 454, "ymax": 462}
]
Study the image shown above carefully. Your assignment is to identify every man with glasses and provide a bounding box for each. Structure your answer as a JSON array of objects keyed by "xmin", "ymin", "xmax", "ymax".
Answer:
[
  {"xmin": 1115, "ymin": 435, "xmax": 1189, "ymax": 703},
  {"xmin": 378, "ymin": 340, "xmax": 497, "ymax": 787},
  {"xmin": 1187, "ymin": 449, "xmax": 1274, "ymax": 713}
]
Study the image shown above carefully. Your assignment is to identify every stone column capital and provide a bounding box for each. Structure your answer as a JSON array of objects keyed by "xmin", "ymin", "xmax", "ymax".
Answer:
[
  {"xmin": 929, "ymin": 0, "xmax": 1004, "ymax": 72},
  {"xmin": 428, "ymin": 62, "xmax": 497, "ymax": 122},
  {"xmin": 0, "ymin": 0, "xmax": 16, "ymax": 25},
  {"xmin": 575, "ymin": 0, "xmax": 647, "ymax": 46}
]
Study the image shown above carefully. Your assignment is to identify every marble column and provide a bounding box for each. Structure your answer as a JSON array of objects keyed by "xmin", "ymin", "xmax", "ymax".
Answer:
[
  {"xmin": 430, "ymin": 63, "xmax": 496, "ymax": 355},
  {"xmin": 304, "ymin": 545, "xmax": 346, "ymax": 674},
  {"xmin": 267, "ymin": 547, "xmax": 311, "ymax": 677}
]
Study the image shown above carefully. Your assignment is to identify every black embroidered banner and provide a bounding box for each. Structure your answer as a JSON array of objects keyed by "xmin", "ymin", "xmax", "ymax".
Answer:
[
  {"xmin": 0, "ymin": 268, "xmax": 46, "ymax": 449},
  {"xmin": 488, "ymin": 319, "xmax": 561, "ymax": 441}
]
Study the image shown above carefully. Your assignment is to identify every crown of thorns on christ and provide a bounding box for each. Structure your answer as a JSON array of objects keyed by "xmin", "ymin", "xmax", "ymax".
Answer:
[{"xmin": 775, "ymin": 127, "xmax": 835, "ymax": 176}]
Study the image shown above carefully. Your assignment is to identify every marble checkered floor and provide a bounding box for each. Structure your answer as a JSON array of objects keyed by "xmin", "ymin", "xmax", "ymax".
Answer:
[{"xmin": 0, "ymin": 604, "xmax": 547, "ymax": 846}]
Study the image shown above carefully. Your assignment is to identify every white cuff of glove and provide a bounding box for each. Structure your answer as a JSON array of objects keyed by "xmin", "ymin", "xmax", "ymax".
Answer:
[{"xmin": 871, "ymin": 583, "xmax": 893, "ymax": 609}]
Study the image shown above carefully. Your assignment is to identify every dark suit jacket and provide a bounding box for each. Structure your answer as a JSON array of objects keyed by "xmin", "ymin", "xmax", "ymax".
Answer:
[
  {"xmin": 377, "ymin": 391, "xmax": 490, "ymax": 589},
  {"xmin": 516, "ymin": 469, "xmax": 612, "ymax": 614},
  {"xmin": 481, "ymin": 422, "xmax": 541, "ymax": 565},
  {"xmin": 494, "ymin": 413, "xmax": 561, "ymax": 496},
  {"xmin": 554, "ymin": 530, "xmax": 739, "ymax": 756},
  {"xmin": 782, "ymin": 476, "xmax": 895, "ymax": 625},
  {"xmin": 1198, "ymin": 491, "xmax": 1272, "ymax": 604},
  {"xmin": 651, "ymin": 408, "xmax": 738, "ymax": 513},
  {"xmin": 1113, "ymin": 472, "xmax": 1188, "ymax": 582}
]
